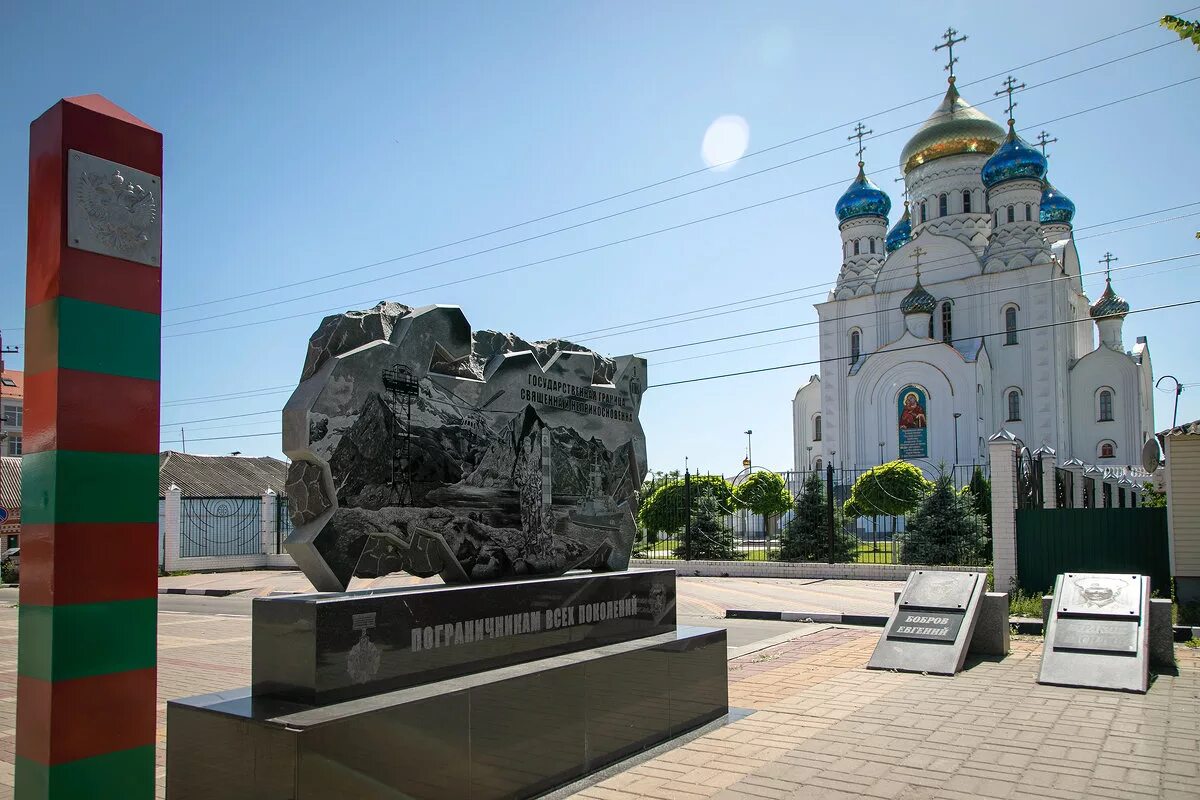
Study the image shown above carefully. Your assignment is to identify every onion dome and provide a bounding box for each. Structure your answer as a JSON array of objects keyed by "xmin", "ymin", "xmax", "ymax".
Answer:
[
  {"xmin": 835, "ymin": 163, "xmax": 892, "ymax": 223},
  {"xmin": 981, "ymin": 125, "xmax": 1048, "ymax": 189},
  {"xmin": 899, "ymin": 81, "xmax": 1006, "ymax": 174},
  {"xmin": 1039, "ymin": 182, "xmax": 1076, "ymax": 225},
  {"xmin": 886, "ymin": 201, "xmax": 913, "ymax": 252},
  {"xmin": 900, "ymin": 276, "xmax": 937, "ymax": 315},
  {"xmin": 1089, "ymin": 278, "xmax": 1129, "ymax": 319}
]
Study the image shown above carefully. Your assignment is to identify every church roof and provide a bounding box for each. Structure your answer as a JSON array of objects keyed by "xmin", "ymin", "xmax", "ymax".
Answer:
[
  {"xmin": 981, "ymin": 125, "xmax": 1048, "ymax": 189},
  {"xmin": 835, "ymin": 164, "xmax": 891, "ymax": 223},
  {"xmin": 1089, "ymin": 278, "xmax": 1129, "ymax": 319},
  {"xmin": 899, "ymin": 277, "xmax": 936, "ymax": 315},
  {"xmin": 900, "ymin": 81, "xmax": 1006, "ymax": 174}
]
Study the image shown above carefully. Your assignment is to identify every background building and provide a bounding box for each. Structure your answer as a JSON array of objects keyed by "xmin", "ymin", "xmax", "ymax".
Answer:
[{"xmin": 1, "ymin": 369, "xmax": 22, "ymax": 458}]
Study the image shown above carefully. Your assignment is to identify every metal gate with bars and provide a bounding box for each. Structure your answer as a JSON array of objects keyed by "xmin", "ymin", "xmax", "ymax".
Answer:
[{"xmin": 179, "ymin": 497, "xmax": 262, "ymax": 558}]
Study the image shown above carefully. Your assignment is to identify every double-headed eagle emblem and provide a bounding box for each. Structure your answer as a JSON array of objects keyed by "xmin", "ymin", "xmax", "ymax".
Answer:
[{"xmin": 75, "ymin": 167, "xmax": 158, "ymax": 257}]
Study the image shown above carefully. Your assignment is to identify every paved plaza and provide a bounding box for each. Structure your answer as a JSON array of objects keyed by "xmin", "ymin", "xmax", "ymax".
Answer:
[{"xmin": 1, "ymin": 584, "xmax": 1197, "ymax": 799}]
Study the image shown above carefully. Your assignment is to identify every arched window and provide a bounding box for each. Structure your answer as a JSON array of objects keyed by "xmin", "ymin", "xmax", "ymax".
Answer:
[
  {"xmin": 813, "ymin": 415, "xmax": 822, "ymax": 442},
  {"xmin": 1099, "ymin": 441, "xmax": 1116, "ymax": 459},
  {"xmin": 1025, "ymin": 203, "xmax": 1032, "ymax": 221},
  {"xmin": 850, "ymin": 330, "xmax": 861, "ymax": 362},
  {"xmin": 962, "ymin": 190, "xmax": 972, "ymax": 213},
  {"xmin": 814, "ymin": 458, "xmax": 823, "ymax": 472},
  {"xmin": 920, "ymin": 201, "xmax": 927, "ymax": 223},
  {"xmin": 1098, "ymin": 389, "xmax": 1114, "ymax": 422},
  {"xmin": 938, "ymin": 193, "xmax": 947, "ymax": 217},
  {"xmin": 1004, "ymin": 306, "xmax": 1018, "ymax": 345},
  {"xmin": 1007, "ymin": 206, "xmax": 1015, "ymax": 224},
  {"xmin": 941, "ymin": 301, "xmax": 953, "ymax": 343},
  {"xmin": 1006, "ymin": 389, "xmax": 1021, "ymax": 422},
  {"xmin": 869, "ymin": 237, "xmax": 876, "ymax": 254},
  {"xmin": 853, "ymin": 239, "xmax": 860, "ymax": 256},
  {"xmin": 928, "ymin": 316, "xmax": 934, "ymax": 339}
]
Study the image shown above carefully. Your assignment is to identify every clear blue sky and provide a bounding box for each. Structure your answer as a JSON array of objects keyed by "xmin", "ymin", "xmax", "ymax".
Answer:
[{"xmin": 2, "ymin": 1, "xmax": 1198, "ymax": 472}]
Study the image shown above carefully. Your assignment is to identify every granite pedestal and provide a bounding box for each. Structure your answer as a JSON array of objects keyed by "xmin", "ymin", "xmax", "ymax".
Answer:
[{"xmin": 167, "ymin": 569, "xmax": 728, "ymax": 799}]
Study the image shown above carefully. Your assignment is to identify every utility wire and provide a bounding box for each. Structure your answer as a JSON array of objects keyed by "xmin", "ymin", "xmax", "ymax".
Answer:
[
  {"xmin": 163, "ymin": 11, "xmax": 1192, "ymax": 315},
  {"xmin": 161, "ymin": 75, "xmax": 1200, "ymax": 340},
  {"xmin": 163, "ymin": 55, "xmax": 1191, "ymax": 331},
  {"xmin": 649, "ymin": 298, "xmax": 1200, "ymax": 388}
]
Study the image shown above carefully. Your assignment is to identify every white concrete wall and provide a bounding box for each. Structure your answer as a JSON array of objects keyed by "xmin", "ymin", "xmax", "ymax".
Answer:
[{"xmin": 162, "ymin": 490, "xmax": 296, "ymax": 573}]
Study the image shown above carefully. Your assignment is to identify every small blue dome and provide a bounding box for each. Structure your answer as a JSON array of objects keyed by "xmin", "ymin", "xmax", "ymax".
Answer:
[
  {"xmin": 835, "ymin": 165, "xmax": 892, "ymax": 223},
  {"xmin": 1040, "ymin": 182, "xmax": 1076, "ymax": 225},
  {"xmin": 981, "ymin": 128, "xmax": 1048, "ymax": 189},
  {"xmin": 886, "ymin": 202, "xmax": 913, "ymax": 252}
]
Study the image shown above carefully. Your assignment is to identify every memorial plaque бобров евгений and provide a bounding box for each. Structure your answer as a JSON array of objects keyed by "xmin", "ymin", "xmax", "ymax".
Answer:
[
  {"xmin": 280, "ymin": 303, "xmax": 648, "ymax": 592},
  {"xmin": 868, "ymin": 570, "xmax": 986, "ymax": 675}
]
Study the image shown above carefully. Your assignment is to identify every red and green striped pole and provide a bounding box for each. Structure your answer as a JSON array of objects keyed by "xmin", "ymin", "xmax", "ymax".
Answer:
[{"xmin": 16, "ymin": 96, "xmax": 162, "ymax": 799}]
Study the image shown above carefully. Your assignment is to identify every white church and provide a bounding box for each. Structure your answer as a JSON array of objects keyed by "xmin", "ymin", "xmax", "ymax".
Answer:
[{"xmin": 792, "ymin": 58, "xmax": 1153, "ymax": 474}]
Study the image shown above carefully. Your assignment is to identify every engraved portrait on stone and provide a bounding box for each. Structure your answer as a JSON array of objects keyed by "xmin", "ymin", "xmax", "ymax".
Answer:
[{"xmin": 281, "ymin": 303, "xmax": 648, "ymax": 592}]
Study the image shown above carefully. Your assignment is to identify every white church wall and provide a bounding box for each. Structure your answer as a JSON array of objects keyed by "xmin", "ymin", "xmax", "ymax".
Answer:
[
  {"xmin": 791, "ymin": 376, "xmax": 822, "ymax": 472},
  {"xmin": 1069, "ymin": 345, "xmax": 1145, "ymax": 466}
]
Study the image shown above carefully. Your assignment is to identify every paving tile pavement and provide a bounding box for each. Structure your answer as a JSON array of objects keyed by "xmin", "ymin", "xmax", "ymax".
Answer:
[{"xmin": 1, "ymin": 599, "xmax": 1197, "ymax": 800}]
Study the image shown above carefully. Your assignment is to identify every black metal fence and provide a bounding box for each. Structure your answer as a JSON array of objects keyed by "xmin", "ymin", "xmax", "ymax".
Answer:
[
  {"xmin": 179, "ymin": 497, "xmax": 262, "ymax": 558},
  {"xmin": 634, "ymin": 463, "xmax": 991, "ymax": 567}
]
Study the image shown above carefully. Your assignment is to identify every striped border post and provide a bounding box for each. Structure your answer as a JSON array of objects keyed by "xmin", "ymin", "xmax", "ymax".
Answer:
[{"xmin": 16, "ymin": 96, "xmax": 161, "ymax": 799}]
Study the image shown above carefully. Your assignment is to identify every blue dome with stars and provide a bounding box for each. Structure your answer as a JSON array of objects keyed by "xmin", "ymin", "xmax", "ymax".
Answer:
[
  {"xmin": 835, "ymin": 165, "xmax": 892, "ymax": 223},
  {"xmin": 981, "ymin": 128, "xmax": 1048, "ymax": 189},
  {"xmin": 1039, "ymin": 182, "xmax": 1076, "ymax": 225},
  {"xmin": 886, "ymin": 202, "xmax": 913, "ymax": 252}
]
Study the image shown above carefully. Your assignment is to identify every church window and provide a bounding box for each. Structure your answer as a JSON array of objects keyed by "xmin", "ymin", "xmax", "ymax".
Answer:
[
  {"xmin": 1098, "ymin": 389, "xmax": 1114, "ymax": 422},
  {"xmin": 962, "ymin": 190, "xmax": 972, "ymax": 213},
  {"xmin": 938, "ymin": 194, "xmax": 947, "ymax": 217},
  {"xmin": 853, "ymin": 239, "xmax": 860, "ymax": 256},
  {"xmin": 1004, "ymin": 306, "xmax": 1018, "ymax": 345},
  {"xmin": 850, "ymin": 330, "xmax": 861, "ymax": 363},
  {"xmin": 928, "ymin": 316, "xmax": 934, "ymax": 339},
  {"xmin": 1006, "ymin": 390, "xmax": 1021, "ymax": 422},
  {"xmin": 1007, "ymin": 206, "xmax": 1015, "ymax": 224},
  {"xmin": 1025, "ymin": 203, "xmax": 1032, "ymax": 221},
  {"xmin": 869, "ymin": 238, "xmax": 876, "ymax": 254},
  {"xmin": 813, "ymin": 415, "xmax": 822, "ymax": 442},
  {"xmin": 920, "ymin": 201, "xmax": 927, "ymax": 223},
  {"xmin": 941, "ymin": 301, "xmax": 953, "ymax": 343},
  {"xmin": 814, "ymin": 458, "xmax": 823, "ymax": 471},
  {"xmin": 1099, "ymin": 441, "xmax": 1115, "ymax": 459}
]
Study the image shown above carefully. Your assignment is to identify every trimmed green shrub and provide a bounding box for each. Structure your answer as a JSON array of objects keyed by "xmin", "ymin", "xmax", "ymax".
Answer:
[
  {"xmin": 843, "ymin": 461, "xmax": 931, "ymax": 518},
  {"xmin": 638, "ymin": 474, "xmax": 733, "ymax": 536},
  {"xmin": 734, "ymin": 471, "xmax": 793, "ymax": 519}
]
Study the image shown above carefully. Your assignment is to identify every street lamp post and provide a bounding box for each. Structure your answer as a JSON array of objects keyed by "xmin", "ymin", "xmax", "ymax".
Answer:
[
  {"xmin": 806, "ymin": 445, "xmax": 813, "ymax": 470},
  {"xmin": 953, "ymin": 412, "xmax": 962, "ymax": 466},
  {"xmin": 1156, "ymin": 375, "xmax": 1184, "ymax": 429},
  {"xmin": 878, "ymin": 441, "xmax": 884, "ymax": 464},
  {"xmin": 744, "ymin": 429, "xmax": 753, "ymax": 469}
]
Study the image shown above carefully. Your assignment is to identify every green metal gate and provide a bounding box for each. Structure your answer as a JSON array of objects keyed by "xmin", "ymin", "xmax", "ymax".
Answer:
[{"xmin": 1015, "ymin": 508, "xmax": 1170, "ymax": 595}]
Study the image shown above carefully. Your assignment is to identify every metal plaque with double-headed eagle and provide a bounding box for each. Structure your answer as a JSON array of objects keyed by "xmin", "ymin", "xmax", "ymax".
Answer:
[{"xmin": 67, "ymin": 149, "xmax": 161, "ymax": 267}]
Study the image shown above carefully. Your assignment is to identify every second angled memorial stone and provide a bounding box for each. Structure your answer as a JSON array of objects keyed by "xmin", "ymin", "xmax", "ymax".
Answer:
[
  {"xmin": 868, "ymin": 570, "xmax": 986, "ymax": 675},
  {"xmin": 1039, "ymin": 572, "xmax": 1149, "ymax": 693}
]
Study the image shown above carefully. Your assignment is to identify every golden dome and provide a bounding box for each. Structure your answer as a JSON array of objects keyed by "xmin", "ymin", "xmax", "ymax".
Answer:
[{"xmin": 900, "ymin": 80, "xmax": 1006, "ymax": 174}]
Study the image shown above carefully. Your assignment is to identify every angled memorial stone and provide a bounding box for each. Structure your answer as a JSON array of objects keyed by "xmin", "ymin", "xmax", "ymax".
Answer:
[
  {"xmin": 868, "ymin": 570, "xmax": 987, "ymax": 675},
  {"xmin": 282, "ymin": 303, "xmax": 648, "ymax": 592},
  {"xmin": 1039, "ymin": 572, "xmax": 1150, "ymax": 693}
]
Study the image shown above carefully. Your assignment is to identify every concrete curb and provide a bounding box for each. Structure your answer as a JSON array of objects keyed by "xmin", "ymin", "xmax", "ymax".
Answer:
[
  {"xmin": 158, "ymin": 587, "xmax": 241, "ymax": 597},
  {"xmin": 727, "ymin": 609, "xmax": 1200, "ymax": 642}
]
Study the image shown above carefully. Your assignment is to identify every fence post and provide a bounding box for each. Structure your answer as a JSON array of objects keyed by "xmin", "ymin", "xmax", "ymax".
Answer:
[
  {"xmin": 1036, "ymin": 447, "xmax": 1057, "ymax": 510},
  {"xmin": 825, "ymin": 463, "xmax": 835, "ymax": 564},
  {"xmin": 683, "ymin": 470, "xmax": 692, "ymax": 562},
  {"xmin": 988, "ymin": 430, "xmax": 1020, "ymax": 591},
  {"xmin": 261, "ymin": 488, "xmax": 277, "ymax": 556},
  {"xmin": 164, "ymin": 484, "xmax": 182, "ymax": 573}
]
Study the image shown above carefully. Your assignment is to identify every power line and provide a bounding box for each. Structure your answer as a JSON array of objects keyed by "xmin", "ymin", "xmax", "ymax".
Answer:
[
  {"xmin": 162, "ymin": 55, "xmax": 1192, "ymax": 332},
  {"xmin": 160, "ymin": 409, "xmax": 278, "ymax": 427},
  {"xmin": 160, "ymin": 75, "xmax": 1200, "ymax": 341},
  {"xmin": 161, "ymin": 384, "xmax": 292, "ymax": 405},
  {"xmin": 161, "ymin": 430, "xmax": 282, "ymax": 445},
  {"xmin": 649, "ymin": 298, "xmax": 1200, "ymax": 388},
  {"xmin": 163, "ymin": 11, "xmax": 1190, "ymax": 315}
]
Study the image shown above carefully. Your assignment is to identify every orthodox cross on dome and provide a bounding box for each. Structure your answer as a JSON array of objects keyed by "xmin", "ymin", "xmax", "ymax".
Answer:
[
  {"xmin": 1035, "ymin": 130, "xmax": 1058, "ymax": 158},
  {"xmin": 910, "ymin": 245, "xmax": 928, "ymax": 280},
  {"xmin": 934, "ymin": 27, "xmax": 968, "ymax": 83},
  {"xmin": 1099, "ymin": 251, "xmax": 1118, "ymax": 281},
  {"xmin": 894, "ymin": 175, "xmax": 909, "ymax": 203},
  {"xmin": 995, "ymin": 75, "xmax": 1027, "ymax": 128},
  {"xmin": 848, "ymin": 122, "xmax": 872, "ymax": 166}
]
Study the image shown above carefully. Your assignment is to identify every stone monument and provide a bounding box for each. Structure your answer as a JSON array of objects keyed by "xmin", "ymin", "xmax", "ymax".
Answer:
[
  {"xmin": 1039, "ymin": 572, "xmax": 1150, "ymax": 693},
  {"xmin": 282, "ymin": 302, "xmax": 648, "ymax": 591},
  {"xmin": 868, "ymin": 569, "xmax": 990, "ymax": 675},
  {"xmin": 166, "ymin": 304, "xmax": 728, "ymax": 799}
]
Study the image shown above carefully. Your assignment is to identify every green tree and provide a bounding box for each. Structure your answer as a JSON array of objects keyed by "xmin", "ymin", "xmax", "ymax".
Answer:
[
  {"xmin": 1141, "ymin": 482, "xmax": 1167, "ymax": 508},
  {"xmin": 843, "ymin": 461, "xmax": 931, "ymax": 518},
  {"xmin": 1162, "ymin": 15, "xmax": 1200, "ymax": 50},
  {"xmin": 781, "ymin": 471, "xmax": 858, "ymax": 562},
  {"xmin": 638, "ymin": 474, "xmax": 733, "ymax": 536},
  {"xmin": 964, "ymin": 466, "xmax": 992, "ymax": 535},
  {"xmin": 734, "ymin": 471, "xmax": 793, "ymax": 518},
  {"xmin": 674, "ymin": 493, "xmax": 742, "ymax": 560},
  {"xmin": 898, "ymin": 474, "xmax": 990, "ymax": 565}
]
